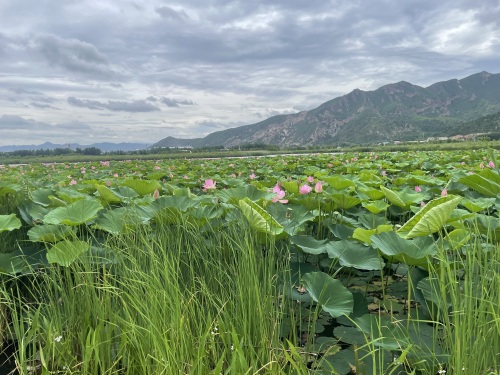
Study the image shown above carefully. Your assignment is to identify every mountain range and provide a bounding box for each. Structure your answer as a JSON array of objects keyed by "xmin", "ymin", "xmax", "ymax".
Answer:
[{"xmin": 151, "ymin": 71, "xmax": 500, "ymax": 148}]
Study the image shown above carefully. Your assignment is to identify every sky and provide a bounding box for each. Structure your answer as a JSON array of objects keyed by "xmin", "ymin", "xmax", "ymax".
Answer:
[{"xmin": 0, "ymin": 0, "xmax": 499, "ymax": 147}]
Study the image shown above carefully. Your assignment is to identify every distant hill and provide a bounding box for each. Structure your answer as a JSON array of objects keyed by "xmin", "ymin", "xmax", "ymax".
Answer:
[
  {"xmin": 151, "ymin": 71, "xmax": 500, "ymax": 148},
  {"xmin": 0, "ymin": 142, "xmax": 150, "ymax": 153}
]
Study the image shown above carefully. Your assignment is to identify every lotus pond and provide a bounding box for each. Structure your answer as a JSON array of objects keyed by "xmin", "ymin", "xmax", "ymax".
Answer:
[{"xmin": 0, "ymin": 150, "xmax": 500, "ymax": 374}]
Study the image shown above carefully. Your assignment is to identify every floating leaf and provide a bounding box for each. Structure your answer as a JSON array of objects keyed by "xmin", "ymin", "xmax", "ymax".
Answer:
[
  {"xmin": 122, "ymin": 179, "xmax": 162, "ymax": 196},
  {"xmin": 31, "ymin": 188, "xmax": 54, "ymax": 207},
  {"xmin": 43, "ymin": 199, "xmax": 103, "ymax": 226},
  {"xmin": 326, "ymin": 240, "xmax": 383, "ymax": 270},
  {"xmin": 302, "ymin": 271, "xmax": 353, "ymax": 318},
  {"xmin": 371, "ymin": 231, "xmax": 437, "ymax": 266},
  {"xmin": 352, "ymin": 225, "xmax": 392, "ymax": 245},
  {"xmin": 28, "ymin": 224, "xmax": 75, "ymax": 242},
  {"xmin": 0, "ymin": 214, "xmax": 22, "ymax": 233},
  {"xmin": 46, "ymin": 240, "xmax": 90, "ymax": 266},
  {"xmin": 331, "ymin": 193, "xmax": 361, "ymax": 210},
  {"xmin": 362, "ymin": 200, "xmax": 390, "ymax": 214},
  {"xmin": 291, "ymin": 235, "xmax": 329, "ymax": 255},
  {"xmin": 95, "ymin": 185, "xmax": 122, "ymax": 204}
]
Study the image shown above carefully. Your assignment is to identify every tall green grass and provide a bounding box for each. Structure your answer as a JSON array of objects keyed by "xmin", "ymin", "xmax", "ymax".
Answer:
[
  {"xmin": 426, "ymin": 231, "xmax": 500, "ymax": 374},
  {"xmin": 2, "ymin": 221, "xmax": 300, "ymax": 374}
]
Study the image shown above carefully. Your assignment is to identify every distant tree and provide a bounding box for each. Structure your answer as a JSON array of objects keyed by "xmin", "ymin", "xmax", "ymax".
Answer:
[{"xmin": 81, "ymin": 147, "xmax": 102, "ymax": 155}]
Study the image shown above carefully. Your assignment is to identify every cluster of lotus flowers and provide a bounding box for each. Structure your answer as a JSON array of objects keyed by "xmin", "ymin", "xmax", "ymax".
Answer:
[{"xmin": 201, "ymin": 176, "xmax": 325, "ymax": 204}]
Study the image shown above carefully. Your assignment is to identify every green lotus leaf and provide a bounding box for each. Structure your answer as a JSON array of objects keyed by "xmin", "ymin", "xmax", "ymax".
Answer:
[
  {"xmin": 56, "ymin": 188, "xmax": 88, "ymax": 203},
  {"xmin": 238, "ymin": 197, "xmax": 283, "ymax": 236},
  {"xmin": 326, "ymin": 240, "xmax": 383, "ymax": 270},
  {"xmin": 397, "ymin": 195, "xmax": 461, "ymax": 238},
  {"xmin": 362, "ymin": 200, "xmax": 390, "ymax": 214},
  {"xmin": 323, "ymin": 176, "xmax": 355, "ymax": 190},
  {"xmin": 354, "ymin": 314, "xmax": 409, "ymax": 351},
  {"xmin": 302, "ymin": 271, "xmax": 353, "ymax": 318},
  {"xmin": 352, "ymin": 225, "xmax": 392, "ymax": 245},
  {"xmin": 95, "ymin": 184, "xmax": 122, "ymax": 204},
  {"xmin": 380, "ymin": 185, "xmax": 406, "ymax": 208},
  {"xmin": 0, "ymin": 248, "xmax": 47, "ymax": 275},
  {"xmin": 112, "ymin": 186, "xmax": 139, "ymax": 201},
  {"xmin": 94, "ymin": 208, "xmax": 144, "ymax": 235},
  {"xmin": 291, "ymin": 235, "xmax": 329, "ymax": 255},
  {"xmin": 0, "ymin": 214, "xmax": 22, "ymax": 233},
  {"xmin": 269, "ymin": 204, "xmax": 316, "ymax": 236},
  {"xmin": 18, "ymin": 202, "xmax": 50, "ymax": 224},
  {"xmin": 43, "ymin": 198, "xmax": 103, "ymax": 226},
  {"xmin": 358, "ymin": 186, "xmax": 385, "ymax": 200},
  {"xmin": 458, "ymin": 170, "xmax": 500, "ymax": 197},
  {"xmin": 122, "ymin": 179, "xmax": 162, "ymax": 196},
  {"xmin": 331, "ymin": 193, "xmax": 361, "ymax": 210},
  {"xmin": 442, "ymin": 228, "xmax": 471, "ymax": 250},
  {"xmin": 28, "ymin": 224, "xmax": 75, "ymax": 242},
  {"xmin": 31, "ymin": 188, "xmax": 55, "ymax": 207},
  {"xmin": 371, "ymin": 231, "xmax": 437, "ymax": 266},
  {"xmin": 281, "ymin": 181, "xmax": 299, "ymax": 194},
  {"xmin": 46, "ymin": 240, "xmax": 90, "ymax": 266},
  {"xmin": 0, "ymin": 182, "xmax": 19, "ymax": 197},
  {"xmin": 460, "ymin": 197, "xmax": 495, "ymax": 212}
]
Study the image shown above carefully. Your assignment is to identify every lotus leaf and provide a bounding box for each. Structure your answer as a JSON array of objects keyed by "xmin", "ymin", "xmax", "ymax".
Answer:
[{"xmin": 43, "ymin": 198, "xmax": 103, "ymax": 226}]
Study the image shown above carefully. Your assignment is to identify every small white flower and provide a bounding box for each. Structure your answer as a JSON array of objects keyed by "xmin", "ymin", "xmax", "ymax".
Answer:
[
  {"xmin": 54, "ymin": 335, "xmax": 63, "ymax": 343},
  {"xmin": 230, "ymin": 345, "xmax": 234, "ymax": 351}
]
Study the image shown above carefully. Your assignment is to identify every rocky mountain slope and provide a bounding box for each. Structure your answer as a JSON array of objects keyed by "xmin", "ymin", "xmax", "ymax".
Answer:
[{"xmin": 152, "ymin": 71, "xmax": 500, "ymax": 148}]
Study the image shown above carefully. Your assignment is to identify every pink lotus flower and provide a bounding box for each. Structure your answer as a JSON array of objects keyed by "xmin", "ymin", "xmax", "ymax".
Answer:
[
  {"xmin": 314, "ymin": 181, "xmax": 323, "ymax": 193},
  {"xmin": 489, "ymin": 161, "xmax": 495, "ymax": 168},
  {"xmin": 307, "ymin": 176, "xmax": 314, "ymax": 183},
  {"xmin": 153, "ymin": 189, "xmax": 160, "ymax": 200},
  {"xmin": 415, "ymin": 186, "xmax": 422, "ymax": 193},
  {"xmin": 272, "ymin": 184, "xmax": 288, "ymax": 204},
  {"xmin": 299, "ymin": 184, "xmax": 312, "ymax": 194},
  {"xmin": 106, "ymin": 180, "xmax": 111, "ymax": 187},
  {"xmin": 69, "ymin": 179, "xmax": 77, "ymax": 186},
  {"xmin": 381, "ymin": 170, "xmax": 387, "ymax": 176},
  {"xmin": 250, "ymin": 173, "xmax": 256, "ymax": 179},
  {"xmin": 421, "ymin": 201, "xmax": 426, "ymax": 207},
  {"xmin": 113, "ymin": 173, "xmax": 119, "ymax": 178},
  {"xmin": 154, "ymin": 165, "xmax": 161, "ymax": 170},
  {"xmin": 203, "ymin": 179, "xmax": 216, "ymax": 191},
  {"xmin": 441, "ymin": 188, "xmax": 447, "ymax": 197}
]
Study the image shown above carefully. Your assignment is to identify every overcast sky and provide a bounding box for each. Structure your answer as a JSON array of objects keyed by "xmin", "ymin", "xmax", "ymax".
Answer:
[{"xmin": 0, "ymin": 0, "xmax": 499, "ymax": 146}]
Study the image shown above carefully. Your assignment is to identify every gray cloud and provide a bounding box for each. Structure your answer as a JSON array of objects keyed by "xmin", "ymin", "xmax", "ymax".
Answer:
[
  {"xmin": 0, "ymin": 0, "xmax": 498, "ymax": 146},
  {"xmin": 36, "ymin": 35, "xmax": 118, "ymax": 79},
  {"xmin": 160, "ymin": 97, "xmax": 195, "ymax": 107},
  {"xmin": 30, "ymin": 102, "xmax": 59, "ymax": 109},
  {"xmin": 67, "ymin": 97, "xmax": 160, "ymax": 112},
  {"xmin": 156, "ymin": 6, "xmax": 188, "ymax": 21}
]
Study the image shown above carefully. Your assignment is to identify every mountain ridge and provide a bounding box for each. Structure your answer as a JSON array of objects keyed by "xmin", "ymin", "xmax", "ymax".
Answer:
[{"xmin": 152, "ymin": 71, "xmax": 500, "ymax": 148}]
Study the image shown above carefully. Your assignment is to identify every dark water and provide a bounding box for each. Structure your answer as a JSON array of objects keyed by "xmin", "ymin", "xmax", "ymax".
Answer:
[{"xmin": 0, "ymin": 343, "xmax": 16, "ymax": 375}]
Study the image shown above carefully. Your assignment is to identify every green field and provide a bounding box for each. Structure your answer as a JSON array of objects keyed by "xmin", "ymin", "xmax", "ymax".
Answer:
[{"xmin": 1, "ymin": 149, "xmax": 499, "ymax": 374}]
